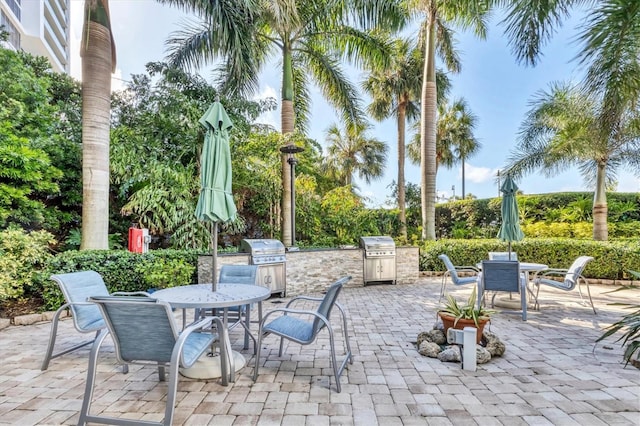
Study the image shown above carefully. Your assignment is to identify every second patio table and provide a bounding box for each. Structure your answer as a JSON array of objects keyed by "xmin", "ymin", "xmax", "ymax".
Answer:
[{"xmin": 152, "ymin": 283, "xmax": 271, "ymax": 384}]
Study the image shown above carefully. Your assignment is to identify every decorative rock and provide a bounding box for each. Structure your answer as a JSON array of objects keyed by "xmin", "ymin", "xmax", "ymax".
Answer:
[
  {"xmin": 418, "ymin": 329, "xmax": 446, "ymax": 346},
  {"xmin": 476, "ymin": 346, "xmax": 492, "ymax": 364},
  {"xmin": 13, "ymin": 313, "xmax": 45, "ymax": 326},
  {"xmin": 438, "ymin": 346, "xmax": 461, "ymax": 362},
  {"xmin": 0, "ymin": 318, "xmax": 10, "ymax": 330},
  {"xmin": 484, "ymin": 331, "xmax": 506, "ymax": 357},
  {"xmin": 418, "ymin": 341, "xmax": 442, "ymax": 358}
]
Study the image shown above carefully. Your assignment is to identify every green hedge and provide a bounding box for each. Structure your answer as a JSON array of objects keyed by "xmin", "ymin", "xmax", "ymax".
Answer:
[
  {"xmin": 420, "ymin": 238, "xmax": 640, "ymax": 281},
  {"xmin": 39, "ymin": 249, "xmax": 201, "ymax": 310}
]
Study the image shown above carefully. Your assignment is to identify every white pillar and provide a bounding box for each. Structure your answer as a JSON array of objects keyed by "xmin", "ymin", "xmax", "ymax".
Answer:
[{"xmin": 462, "ymin": 327, "xmax": 477, "ymax": 371}]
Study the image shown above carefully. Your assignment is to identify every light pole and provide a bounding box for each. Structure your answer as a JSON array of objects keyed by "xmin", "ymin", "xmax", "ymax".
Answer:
[
  {"xmin": 497, "ymin": 170, "xmax": 501, "ymax": 197},
  {"xmin": 451, "ymin": 185, "xmax": 455, "ymax": 201},
  {"xmin": 279, "ymin": 144, "xmax": 305, "ymax": 248}
]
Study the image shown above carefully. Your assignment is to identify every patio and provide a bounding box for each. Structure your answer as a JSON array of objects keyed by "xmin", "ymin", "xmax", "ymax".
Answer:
[{"xmin": 0, "ymin": 277, "xmax": 638, "ymax": 425}]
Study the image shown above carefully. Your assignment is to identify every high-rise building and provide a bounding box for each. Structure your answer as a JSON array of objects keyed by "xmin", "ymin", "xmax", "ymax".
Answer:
[{"xmin": 1, "ymin": 0, "xmax": 70, "ymax": 74}]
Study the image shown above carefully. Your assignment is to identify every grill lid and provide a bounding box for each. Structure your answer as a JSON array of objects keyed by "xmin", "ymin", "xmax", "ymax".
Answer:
[
  {"xmin": 360, "ymin": 236, "xmax": 395, "ymax": 250},
  {"xmin": 240, "ymin": 239, "xmax": 286, "ymax": 256}
]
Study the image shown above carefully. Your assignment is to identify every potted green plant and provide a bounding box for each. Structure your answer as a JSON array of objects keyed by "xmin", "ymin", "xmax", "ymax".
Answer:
[{"xmin": 438, "ymin": 286, "xmax": 494, "ymax": 344}]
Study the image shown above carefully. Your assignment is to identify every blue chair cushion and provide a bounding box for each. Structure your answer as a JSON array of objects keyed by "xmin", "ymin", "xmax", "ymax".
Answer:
[
  {"xmin": 181, "ymin": 332, "xmax": 216, "ymax": 367},
  {"xmin": 264, "ymin": 315, "xmax": 314, "ymax": 343}
]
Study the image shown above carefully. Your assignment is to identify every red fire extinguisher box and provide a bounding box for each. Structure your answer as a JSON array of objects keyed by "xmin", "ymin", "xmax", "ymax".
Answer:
[{"xmin": 128, "ymin": 227, "xmax": 145, "ymax": 253}]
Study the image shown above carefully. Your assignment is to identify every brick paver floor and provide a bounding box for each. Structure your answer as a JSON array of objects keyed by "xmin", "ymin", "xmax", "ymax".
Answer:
[{"xmin": 1, "ymin": 278, "xmax": 638, "ymax": 425}]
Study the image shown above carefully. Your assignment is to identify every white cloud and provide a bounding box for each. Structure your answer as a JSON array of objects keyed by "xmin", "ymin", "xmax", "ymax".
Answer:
[
  {"xmin": 464, "ymin": 163, "xmax": 499, "ymax": 183},
  {"xmin": 254, "ymin": 84, "xmax": 279, "ymax": 129}
]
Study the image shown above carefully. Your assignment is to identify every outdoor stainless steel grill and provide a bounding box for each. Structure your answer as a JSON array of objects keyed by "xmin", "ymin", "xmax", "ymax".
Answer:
[
  {"xmin": 240, "ymin": 239, "xmax": 286, "ymax": 296},
  {"xmin": 360, "ymin": 236, "xmax": 396, "ymax": 285}
]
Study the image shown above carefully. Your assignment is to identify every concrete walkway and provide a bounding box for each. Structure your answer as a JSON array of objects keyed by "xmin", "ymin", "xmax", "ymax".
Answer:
[{"xmin": 0, "ymin": 278, "xmax": 638, "ymax": 425}]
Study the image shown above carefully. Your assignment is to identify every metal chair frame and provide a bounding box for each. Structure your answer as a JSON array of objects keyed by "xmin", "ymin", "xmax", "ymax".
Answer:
[
  {"xmin": 253, "ymin": 276, "xmax": 353, "ymax": 392},
  {"xmin": 438, "ymin": 254, "xmax": 480, "ymax": 302},
  {"xmin": 78, "ymin": 295, "xmax": 223, "ymax": 426},
  {"xmin": 531, "ymin": 256, "xmax": 596, "ymax": 314}
]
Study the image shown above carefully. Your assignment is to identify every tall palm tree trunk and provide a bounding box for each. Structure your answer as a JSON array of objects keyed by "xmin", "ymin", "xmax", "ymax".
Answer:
[
  {"xmin": 397, "ymin": 99, "xmax": 407, "ymax": 239},
  {"xmin": 281, "ymin": 43, "xmax": 294, "ymax": 247},
  {"xmin": 80, "ymin": 0, "xmax": 115, "ymax": 249},
  {"xmin": 593, "ymin": 161, "xmax": 608, "ymax": 241},
  {"xmin": 420, "ymin": 11, "xmax": 437, "ymax": 241}
]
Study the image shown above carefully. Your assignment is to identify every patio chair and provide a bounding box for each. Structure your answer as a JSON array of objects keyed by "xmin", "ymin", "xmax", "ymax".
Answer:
[
  {"xmin": 253, "ymin": 276, "xmax": 353, "ymax": 392},
  {"xmin": 41, "ymin": 270, "xmax": 148, "ymax": 371},
  {"xmin": 488, "ymin": 251, "xmax": 518, "ymax": 261},
  {"xmin": 219, "ymin": 264, "xmax": 261, "ymax": 351},
  {"xmin": 438, "ymin": 254, "xmax": 480, "ymax": 302},
  {"xmin": 78, "ymin": 295, "xmax": 223, "ymax": 426},
  {"xmin": 478, "ymin": 260, "xmax": 527, "ymax": 321},
  {"xmin": 531, "ymin": 256, "xmax": 596, "ymax": 314}
]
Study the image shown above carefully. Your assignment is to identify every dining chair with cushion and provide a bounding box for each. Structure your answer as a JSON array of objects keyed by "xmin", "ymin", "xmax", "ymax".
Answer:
[
  {"xmin": 42, "ymin": 270, "xmax": 148, "ymax": 371},
  {"xmin": 488, "ymin": 251, "xmax": 518, "ymax": 261},
  {"xmin": 531, "ymin": 256, "xmax": 596, "ymax": 314},
  {"xmin": 253, "ymin": 276, "xmax": 353, "ymax": 392},
  {"xmin": 438, "ymin": 254, "xmax": 480, "ymax": 302},
  {"xmin": 218, "ymin": 264, "xmax": 260, "ymax": 351},
  {"xmin": 78, "ymin": 295, "xmax": 224, "ymax": 426},
  {"xmin": 478, "ymin": 260, "xmax": 528, "ymax": 321}
]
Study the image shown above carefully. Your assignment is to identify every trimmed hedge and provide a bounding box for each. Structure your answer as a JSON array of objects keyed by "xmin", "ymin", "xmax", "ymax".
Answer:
[
  {"xmin": 39, "ymin": 249, "xmax": 201, "ymax": 310},
  {"xmin": 420, "ymin": 238, "xmax": 640, "ymax": 281}
]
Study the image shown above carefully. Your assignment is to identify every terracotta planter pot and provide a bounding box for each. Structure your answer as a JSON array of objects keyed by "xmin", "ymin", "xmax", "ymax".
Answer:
[{"xmin": 438, "ymin": 312, "xmax": 488, "ymax": 344}]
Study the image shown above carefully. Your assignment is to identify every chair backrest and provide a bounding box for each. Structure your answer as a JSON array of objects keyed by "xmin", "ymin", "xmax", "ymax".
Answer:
[
  {"xmin": 563, "ymin": 256, "xmax": 594, "ymax": 289},
  {"xmin": 489, "ymin": 252, "xmax": 518, "ymax": 261},
  {"xmin": 90, "ymin": 295, "xmax": 179, "ymax": 364},
  {"xmin": 312, "ymin": 276, "xmax": 351, "ymax": 335},
  {"xmin": 51, "ymin": 271, "xmax": 110, "ymax": 331},
  {"xmin": 438, "ymin": 254, "xmax": 461, "ymax": 282},
  {"xmin": 482, "ymin": 260, "xmax": 520, "ymax": 292},
  {"xmin": 219, "ymin": 265, "xmax": 258, "ymax": 285}
]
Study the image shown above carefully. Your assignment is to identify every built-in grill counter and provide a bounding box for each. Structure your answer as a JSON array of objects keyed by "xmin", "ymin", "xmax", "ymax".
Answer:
[
  {"xmin": 240, "ymin": 239, "xmax": 286, "ymax": 296},
  {"xmin": 360, "ymin": 236, "xmax": 397, "ymax": 285}
]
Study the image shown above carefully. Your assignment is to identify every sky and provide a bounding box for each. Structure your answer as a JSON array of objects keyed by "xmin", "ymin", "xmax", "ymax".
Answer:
[{"xmin": 69, "ymin": 1, "xmax": 640, "ymax": 207}]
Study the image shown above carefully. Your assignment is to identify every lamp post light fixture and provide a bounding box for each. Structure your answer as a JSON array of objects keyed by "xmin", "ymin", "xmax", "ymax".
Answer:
[{"xmin": 279, "ymin": 143, "xmax": 305, "ymax": 248}]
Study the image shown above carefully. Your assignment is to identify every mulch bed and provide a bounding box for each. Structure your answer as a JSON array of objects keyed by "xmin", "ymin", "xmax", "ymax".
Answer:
[{"xmin": 0, "ymin": 296, "xmax": 45, "ymax": 319}]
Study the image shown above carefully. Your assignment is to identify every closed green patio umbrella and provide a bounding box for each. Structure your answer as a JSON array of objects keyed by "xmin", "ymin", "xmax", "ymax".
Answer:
[
  {"xmin": 195, "ymin": 99, "xmax": 236, "ymax": 291},
  {"xmin": 497, "ymin": 174, "xmax": 524, "ymax": 259}
]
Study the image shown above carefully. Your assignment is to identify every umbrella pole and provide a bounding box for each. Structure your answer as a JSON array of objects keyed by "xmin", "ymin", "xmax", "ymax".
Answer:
[
  {"xmin": 212, "ymin": 222, "xmax": 218, "ymax": 292},
  {"xmin": 508, "ymin": 241, "xmax": 512, "ymax": 260}
]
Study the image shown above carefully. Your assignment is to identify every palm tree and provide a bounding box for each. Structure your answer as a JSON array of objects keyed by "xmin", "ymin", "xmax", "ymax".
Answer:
[
  {"xmin": 434, "ymin": 98, "xmax": 481, "ymax": 198},
  {"xmin": 408, "ymin": 97, "xmax": 481, "ymax": 193},
  {"xmin": 408, "ymin": 0, "xmax": 491, "ymax": 240},
  {"xmin": 504, "ymin": 82, "xmax": 640, "ymax": 241},
  {"xmin": 324, "ymin": 122, "xmax": 388, "ymax": 187},
  {"xmin": 501, "ymin": 0, "xmax": 640, "ymax": 240},
  {"xmin": 80, "ymin": 0, "xmax": 116, "ymax": 249},
  {"xmin": 158, "ymin": 0, "xmax": 406, "ymax": 246},
  {"xmin": 362, "ymin": 38, "xmax": 422, "ymax": 239}
]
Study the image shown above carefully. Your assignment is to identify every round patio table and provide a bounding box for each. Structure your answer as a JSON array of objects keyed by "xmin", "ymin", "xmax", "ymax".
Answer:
[{"xmin": 153, "ymin": 283, "xmax": 271, "ymax": 384}]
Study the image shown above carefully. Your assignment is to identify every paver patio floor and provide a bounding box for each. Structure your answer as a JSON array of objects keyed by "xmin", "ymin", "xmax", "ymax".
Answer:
[{"xmin": 0, "ymin": 278, "xmax": 638, "ymax": 425}]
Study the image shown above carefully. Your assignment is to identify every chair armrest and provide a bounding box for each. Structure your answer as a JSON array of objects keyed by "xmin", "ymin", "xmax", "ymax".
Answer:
[
  {"xmin": 454, "ymin": 266, "xmax": 480, "ymax": 275},
  {"xmin": 111, "ymin": 291, "xmax": 152, "ymax": 297},
  {"xmin": 262, "ymin": 307, "xmax": 325, "ymax": 323},
  {"xmin": 285, "ymin": 295, "xmax": 323, "ymax": 308},
  {"xmin": 532, "ymin": 268, "xmax": 567, "ymax": 281}
]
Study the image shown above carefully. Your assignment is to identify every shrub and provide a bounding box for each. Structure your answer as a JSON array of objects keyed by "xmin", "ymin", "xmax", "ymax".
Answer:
[
  {"xmin": 40, "ymin": 249, "xmax": 200, "ymax": 310},
  {"xmin": 134, "ymin": 257, "xmax": 195, "ymax": 290},
  {"xmin": 0, "ymin": 227, "xmax": 55, "ymax": 300},
  {"xmin": 421, "ymin": 238, "xmax": 640, "ymax": 280}
]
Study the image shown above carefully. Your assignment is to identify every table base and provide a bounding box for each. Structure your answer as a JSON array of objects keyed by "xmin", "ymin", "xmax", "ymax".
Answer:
[{"xmin": 179, "ymin": 351, "xmax": 246, "ymax": 380}]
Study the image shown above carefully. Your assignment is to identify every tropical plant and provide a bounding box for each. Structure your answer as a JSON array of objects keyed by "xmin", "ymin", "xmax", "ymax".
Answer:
[
  {"xmin": 596, "ymin": 270, "xmax": 640, "ymax": 367},
  {"xmin": 408, "ymin": 97, "xmax": 481, "ymax": 197},
  {"xmin": 407, "ymin": 0, "xmax": 491, "ymax": 241},
  {"xmin": 363, "ymin": 37, "xmax": 451, "ymax": 239},
  {"xmin": 80, "ymin": 0, "xmax": 116, "ymax": 249},
  {"xmin": 324, "ymin": 122, "xmax": 388, "ymax": 187},
  {"xmin": 439, "ymin": 286, "xmax": 494, "ymax": 328},
  {"xmin": 159, "ymin": 0, "xmax": 406, "ymax": 246},
  {"xmin": 504, "ymin": 82, "xmax": 640, "ymax": 241}
]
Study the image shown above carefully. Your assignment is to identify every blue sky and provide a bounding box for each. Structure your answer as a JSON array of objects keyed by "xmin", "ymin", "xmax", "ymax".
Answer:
[{"xmin": 70, "ymin": 1, "xmax": 639, "ymax": 206}]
